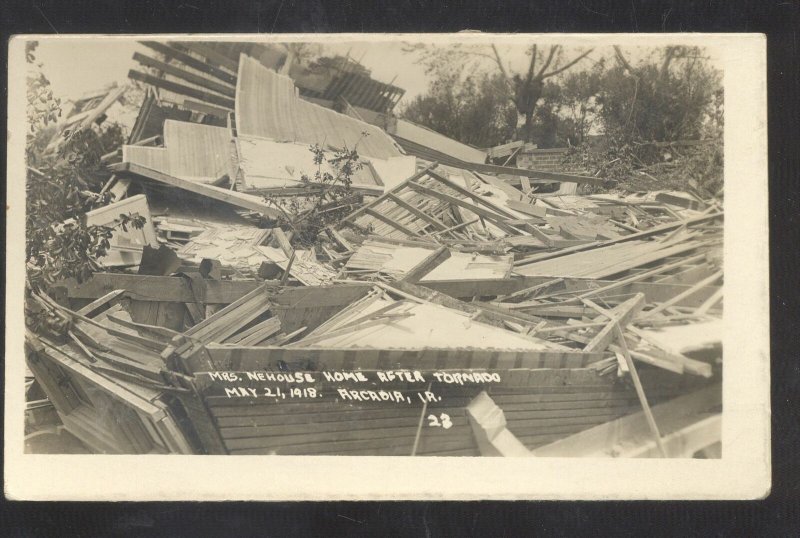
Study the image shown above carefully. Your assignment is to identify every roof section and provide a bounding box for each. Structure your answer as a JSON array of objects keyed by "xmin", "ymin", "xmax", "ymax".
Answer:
[
  {"xmin": 236, "ymin": 135, "xmax": 383, "ymax": 191},
  {"xmin": 392, "ymin": 119, "xmax": 488, "ymax": 164},
  {"xmin": 122, "ymin": 120, "xmax": 234, "ymax": 183},
  {"xmin": 235, "ymin": 55, "xmax": 402, "ymax": 161}
]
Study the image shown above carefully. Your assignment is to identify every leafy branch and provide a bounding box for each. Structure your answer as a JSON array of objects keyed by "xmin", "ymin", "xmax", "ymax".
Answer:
[{"xmin": 264, "ymin": 137, "xmax": 366, "ymax": 247}]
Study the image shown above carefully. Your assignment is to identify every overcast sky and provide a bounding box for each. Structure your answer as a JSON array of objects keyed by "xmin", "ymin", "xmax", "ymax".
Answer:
[
  {"xmin": 33, "ymin": 38, "xmax": 600, "ymax": 104},
  {"xmin": 33, "ymin": 38, "xmax": 717, "ymax": 107}
]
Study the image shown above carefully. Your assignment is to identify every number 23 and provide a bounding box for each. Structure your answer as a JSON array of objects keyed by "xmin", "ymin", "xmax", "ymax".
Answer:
[{"xmin": 427, "ymin": 413, "xmax": 452, "ymax": 429}]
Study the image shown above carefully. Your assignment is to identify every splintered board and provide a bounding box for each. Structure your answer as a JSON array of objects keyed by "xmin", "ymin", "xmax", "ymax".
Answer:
[
  {"xmin": 515, "ymin": 239, "xmax": 708, "ymax": 278},
  {"xmin": 27, "ymin": 334, "xmax": 192, "ymax": 454},
  {"xmin": 345, "ymin": 239, "xmax": 513, "ymax": 282},
  {"xmin": 341, "ymin": 164, "xmax": 527, "ymax": 241}
]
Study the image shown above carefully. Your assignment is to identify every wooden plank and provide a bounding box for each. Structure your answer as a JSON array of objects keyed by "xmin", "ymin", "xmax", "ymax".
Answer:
[
  {"xmin": 105, "ymin": 311, "xmax": 181, "ymax": 341},
  {"xmin": 140, "ymin": 41, "xmax": 238, "ymax": 84},
  {"xmin": 392, "ymin": 136, "xmax": 610, "ymax": 185},
  {"xmin": 466, "ymin": 391, "xmax": 531, "ymax": 456},
  {"xmin": 128, "ymin": 70, "xmax": 235, "ymax": 110},
  {"xmin": 559, "ymin": 279, "xmax": 721, "ymax": 308},
  {"xmin": 643, "ymin": 270, "xmax": 723, "ymax": 318},
  {"xmin": 506, "ymin": 199, "xmax": 548, "ymax": 218},
  {"xmin": 696, "ymin": 287, "xmax": 723, "ymax": 315},
  {"xmin": 421, "ymin": 278, "xmax": 519, "ymax": 299},
  {"xmin": 185, "ymin": 285, "xmax": 269, "ymax": 336},
  {"xmin": 341, "ymin": 162, "xmax": 440, "ymax": 224},
  {"xmin": 111, "ymin": 162, "xmax": 280, "ymax": 217},
  {"xmin": 76, "ymin": 289, "xmax": 126, "ymax": 316},
  {"xmin": 426, "ymin": 169, "xmax": 519, "ymax": 219},
  {"xmin": 536, "ymin": 253, "xmax": 709, "ymax": 303},
  {"xmin": 364, "ymin": 207, "xmax": 424, "ymax": 238},
  {"xmin": 271, "ymin": 228, "xmax": 294, "ymax": 257},
  {"xmin": 66, "ymin": 273, "xmax": 262, "ymax": 304},
  {"xmin": 379, "ymin": 280, "xmax": 543, "ymax": 327},
  {"xmin": 582, "ymin": 294, "xmax": 645, "ymax": 353},
  {"xmin": 406, "ymin": 181, "xmax": 523, "ymax": 235},
  {"xmin": 175, "ymin": 41, "xmax": 240, "ymax": 72},
  {"xmin": 200, "ymin": 346, "xmax": 605, "ymax": 378},
  {"xmin": 226, "ymin": 317, "xmax": 280, "ymax": 344},
  {"xmin": 34, "ymin": 338, "xmax": 164, "ymax": 416},
  {"xmin": 401, "ymin": 246, "xmax": 451, "ymax": 284},
  {"xmin": 655, "ymin": 192, "xmax": 706, "ymax": 211},
  {"xmin": 625, "ymin": 326, "xmax": 713, "ymax": 378},
  {"xmin": 326, "ymin": 227, "xmax": 355, "ymax": 252},
  {"xmin": 496, "ymin": 278, "xmax": 564, "ymax": 302},
  {"xmin": 385, "ymin": 192, "xmax": 449, "ymax": 231},
  {"xmin": 516, "ymin": 213, "xmax": 722, "ymax": 267},
  {"xmin": 235, "ymin": 319, "xmax": 283, "ymax": 346},
  {"xmin": 532, "ymin": 384, "xmax": 721, "ymax": 457},
  {"xmin": 219, "ymin": 414, "xmax": 470, "ymax": 440},
  {"xmin": 613, "ymin": 322, "xmax": 667, "ymax": 456},
  {"xmin": 624, "ymin": 414, "xmax": 721, "ymax": 458},
  {"xmin": 132, "ymin": 52, "xmax": 236, "ymax": 97},
  {"xmin": 182, "ymin": 99, "xmax": 231, "ymax": 119}
]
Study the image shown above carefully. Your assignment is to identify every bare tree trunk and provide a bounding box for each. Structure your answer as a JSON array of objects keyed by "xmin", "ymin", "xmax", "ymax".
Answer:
[{"xmin": 524, "ymin": 110, "xmax": 535, "ymax": 142}]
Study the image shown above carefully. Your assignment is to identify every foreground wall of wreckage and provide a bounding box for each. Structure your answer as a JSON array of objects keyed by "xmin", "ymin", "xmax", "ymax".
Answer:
[{"xmin": 25, "ymin": 43, "xmax": 724, "ymax": 457}]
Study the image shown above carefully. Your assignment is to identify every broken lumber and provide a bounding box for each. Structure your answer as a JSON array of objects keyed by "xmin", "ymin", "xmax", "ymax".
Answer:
[{"xmin": 110, "ymin": 162, "xmax": 280, "ymax": 218}]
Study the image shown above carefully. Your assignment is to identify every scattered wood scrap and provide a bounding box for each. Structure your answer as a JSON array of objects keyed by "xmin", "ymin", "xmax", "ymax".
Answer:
[{"xmin": 26, "ymin": 48, "xmax": 725, "ymax": 459}]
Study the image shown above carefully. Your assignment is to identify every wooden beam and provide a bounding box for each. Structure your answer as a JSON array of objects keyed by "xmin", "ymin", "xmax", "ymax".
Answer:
[
  {"xmin": 140, "ymin": 41, "xmax": 237, "ymax": 85},
  {"xmin": 532, "ymin": 384, "xmax": 721, "ymax": 457},
  {"xmin": 65, "ymin": 273, "xmax": 262, "ymax": 304},
  {"xmin": 582, "ymin": 294, "xmax": 645, "ymax": 353},
  {"xmin": 642, "ymin": 270, "xmax": 723, "ymax": 318},
  {"xmin": 406, "ymin": 181, "xmax": 523, "ymax": 235},
  {"xmin": 695, "ymin": 287, "xmax": 723, "ymax": 315},
  {"xmin": 341, "ymin": 162, "xmax": 440, "ymax": 224},
  {"xmin": 392, "ymin": 135, "xmax": 610, "ymax": 185},
  {"xmin": 614, "ymin": 321, "xmax": 667, "ymax": 456},
  {"xmin": 516, "ymin": 213, "xmax": 723, "ymax": 267},
  {"xmin": 537, "ymin": 253, "xmax": 709, "ymax": 304},
  {"xmin": 466, "ymin": 391, "xmax": 531, "ymax": 457},
  {"xmin": 377, "ymin": 280, "xmax": 545, "ymax": 328},
  {"xmin": 505, "ymin": 199, "xmax": 548, "ymax": 218},
  {"xmin": 421, "ymin": 278, "xmax": 520, "ymax": 299},
  {"xmin": 111, "ymin": 162, "xmax": 279, "ymax": 217},
  {"xmin": 271, "ymin": 228, "xmax": 294, "ymax": 257},
  {"xmin": 127, "ymin": 70, "xmax": 235, "ymax": 110},
  {"xmin": 364, "ymin": 207, "xmax": 425, "ymax": 238},
  {"xmin": 173, "ymin": 41, "xmax": 240, "ymax": 73},
  {"xmin": 385, "ymin": 192, "xmax": 449, "ymax": 231},
  {"xmin": 563, "ymin": 279, "xmax": 721, "ymax": 309},
  {"xmin": 181, "ymin": 99, "xmax": 230, "ymax": 119},
  {"xmin": 401, "ymin": 246, "xmax": 451, "ymax": 284},
  {"xmin": 426, "ymin": 169, "xmax": 519, "ymax": 219},
  {"xmin": 132, "ymin": 52, "xmax": 236, "ymax": 97},
  {"xmin": 76, "ymin": 289, "xmax": 127, "ymax": 316}
]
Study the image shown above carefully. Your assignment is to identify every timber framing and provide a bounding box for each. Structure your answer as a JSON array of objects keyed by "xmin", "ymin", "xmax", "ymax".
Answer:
[
  {"xmin": 132, "ymin": 52, "xmax": 237, "ymax": 98},
  {"xmin": 63, "ymin": 273, "xmax": 265, "ymax": 304},
  {"xmin": 110, "ymin": 162, "xmax": 281, "ymax": 218},
  {"xmin": 127, "ymin": 70, "xmax": 235, "ymax": 110},
  {"xmin": 140, "ymin": 41, "xmax": 238, "ymax": 85}
]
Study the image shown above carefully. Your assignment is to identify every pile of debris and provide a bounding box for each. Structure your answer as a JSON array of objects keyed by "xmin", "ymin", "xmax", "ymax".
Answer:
[{"xmin": 25, "ymin": 44, "xmax": 723, "ymax": 458}]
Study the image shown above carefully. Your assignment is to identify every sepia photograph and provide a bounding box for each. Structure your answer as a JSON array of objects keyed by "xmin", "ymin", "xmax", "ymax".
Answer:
[{"xmin": 5, "ymin": 33, "xmax": 769, "ymax": 500}]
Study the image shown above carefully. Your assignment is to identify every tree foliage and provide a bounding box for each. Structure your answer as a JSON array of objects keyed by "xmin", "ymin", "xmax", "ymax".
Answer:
[
  {"xmin": 403, "ymin": 43, "xmax": 594, "ymax": 142},
  {"xmin": 403, "ymin": 43, "xmax": 723, "ymax": 192},
  {"xmin": 599, "ymin": 46, "xmax": 722, "ymax": 144},
  {"xmin": 264, "ymin": 142, "xmax": 364, "ymax": 247},
  {"xmin": 25, "ymin": 42, "xmax": 145, "ymax": 292},
  {"xmin": 563, "ymin": 46, "xmax": 724, "ymax": 193},
  {"xmin": 401, "ymin": 70, "xmax": 517, "ymax": 148}
]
